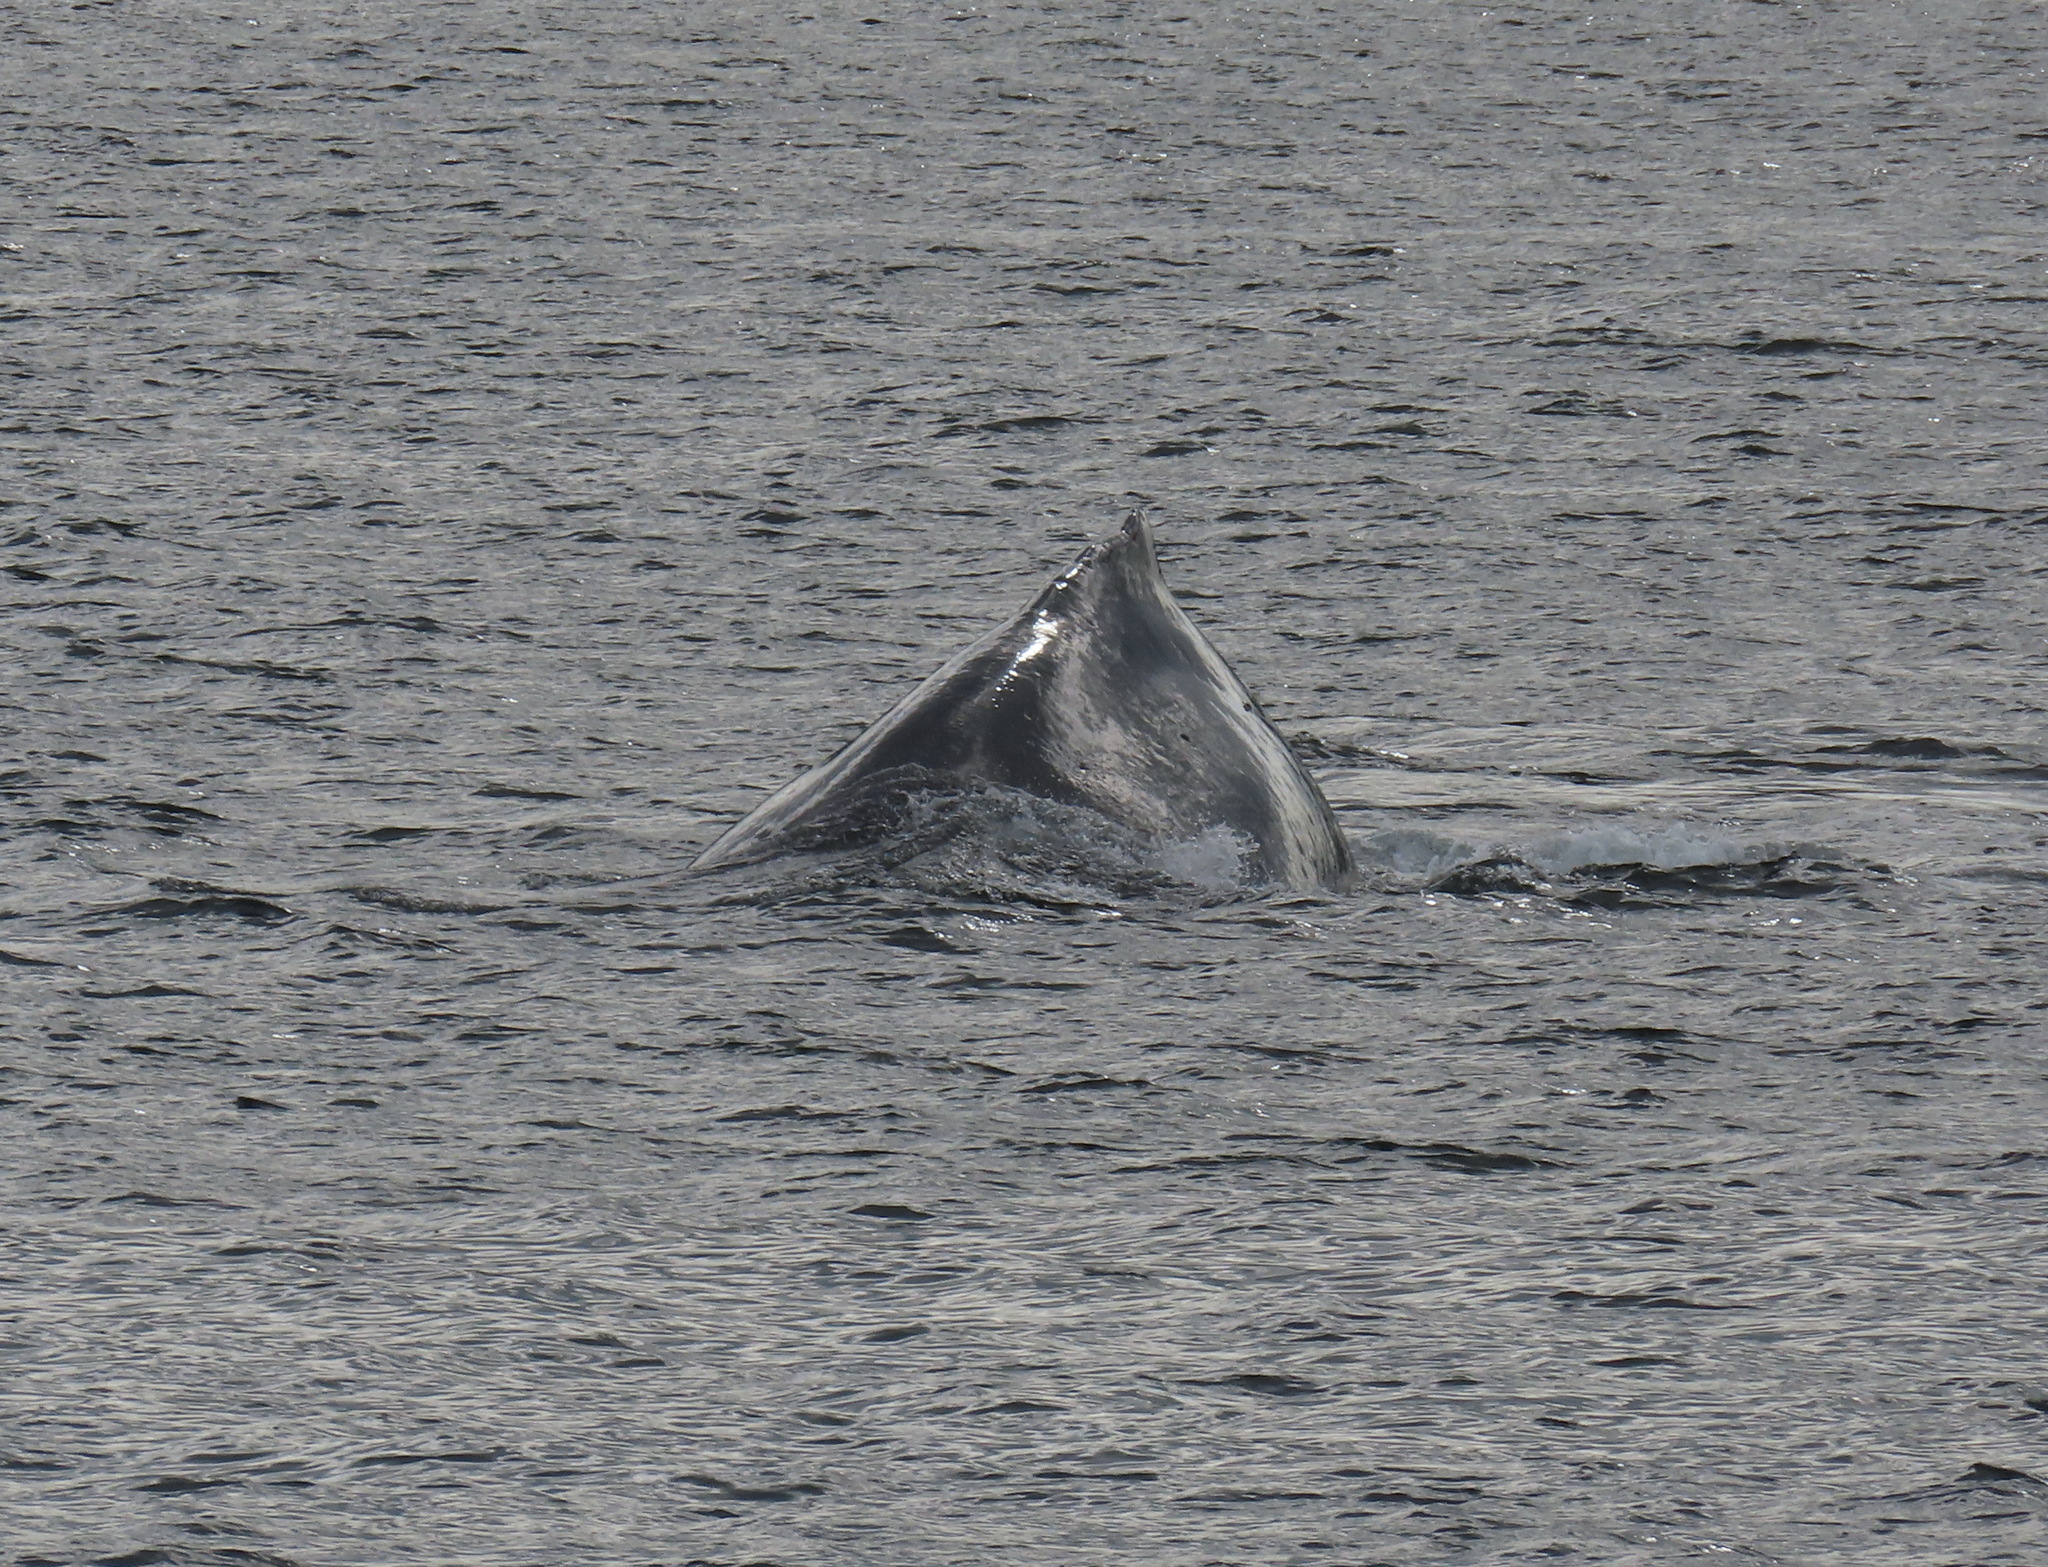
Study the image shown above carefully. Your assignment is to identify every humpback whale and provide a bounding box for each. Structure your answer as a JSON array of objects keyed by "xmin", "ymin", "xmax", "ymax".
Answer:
[{"xmin": 692, "ymin": 511, "xmax": 1354, "ymax": 890}]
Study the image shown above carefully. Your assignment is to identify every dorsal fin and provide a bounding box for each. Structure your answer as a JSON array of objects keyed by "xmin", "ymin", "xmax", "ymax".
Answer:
[{"xmin": 692, "ymin": 511, "xmax": 1352, "ymax": 889}]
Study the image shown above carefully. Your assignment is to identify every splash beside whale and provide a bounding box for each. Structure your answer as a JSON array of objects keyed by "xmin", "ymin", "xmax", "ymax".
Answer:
[{"xmin": 691, "ymin": 511, "xmax": 1354, "ymax": 891}]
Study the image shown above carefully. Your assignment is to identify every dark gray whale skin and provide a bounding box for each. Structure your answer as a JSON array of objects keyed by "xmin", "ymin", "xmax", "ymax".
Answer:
[{"xmin": 691, "ymin": 512, "xmax": 1354, "ymax": 890}]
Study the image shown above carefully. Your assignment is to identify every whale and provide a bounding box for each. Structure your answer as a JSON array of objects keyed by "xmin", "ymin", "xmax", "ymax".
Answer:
[{"xmin": 691, "ymin": 511, "xmax": 1354, "ymax": 890}]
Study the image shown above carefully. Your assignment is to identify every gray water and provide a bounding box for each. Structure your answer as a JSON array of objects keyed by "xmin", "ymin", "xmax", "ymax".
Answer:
[{"xmin": 5, "ymin": 2, "xmax": 2048, "ymax": 1563}]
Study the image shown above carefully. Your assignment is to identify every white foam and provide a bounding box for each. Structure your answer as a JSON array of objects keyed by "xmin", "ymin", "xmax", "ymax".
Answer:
[
  {"xmin": 1148, "ymin": 824, "xmax": 1255, "ymax": 896},
  {"xmin": 1355, "ymin": 827, "xmax": 1491, "ymax": 879},
  {"xmin": 1354, "ymin": 820, "xmax": 1791, "ymax": 890},
  {"xmin": 1520, "ymin": 822, "xmax": 1758, "ymax": 875}
]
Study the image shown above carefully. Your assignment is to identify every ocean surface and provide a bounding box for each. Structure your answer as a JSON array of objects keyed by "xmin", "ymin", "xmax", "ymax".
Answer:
[{"xmin": 5, "ymin": 2, "xmax": 2047, "ymax": 1563}]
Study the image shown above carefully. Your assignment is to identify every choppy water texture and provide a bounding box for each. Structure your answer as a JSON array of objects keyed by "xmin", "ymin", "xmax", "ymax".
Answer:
[{"xmin": 5, "ymin": 2, "xmax": 2048, "ymax": 1563}]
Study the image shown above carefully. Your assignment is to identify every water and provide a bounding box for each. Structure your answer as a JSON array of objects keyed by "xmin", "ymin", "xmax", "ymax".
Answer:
[{"xmin": 5, "ymin": 2, "xmax": 2048, "ymax": 1563}]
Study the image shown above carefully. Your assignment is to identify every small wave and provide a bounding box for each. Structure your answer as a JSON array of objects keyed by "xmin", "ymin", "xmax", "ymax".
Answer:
[
  {"xmin": 1681, "ymin": 731, "xmax": 2040, "ymax": 778},
  {"xmin": 84, "ymin": 877, "xmax": 296, "ymax": 925},
  {"xmin": 1356, "ymin": 824, "xmax": 1874, "ymax": 906},
  {"xmin": 340, "ymin": 885, "xmax": 522, "ymax": 915}
]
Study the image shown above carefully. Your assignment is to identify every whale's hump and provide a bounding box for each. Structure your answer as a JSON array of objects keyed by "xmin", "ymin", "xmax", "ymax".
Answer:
[{"xmin": 691, "ymin": 511, "xmax": 1353, "ymax": 890}]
